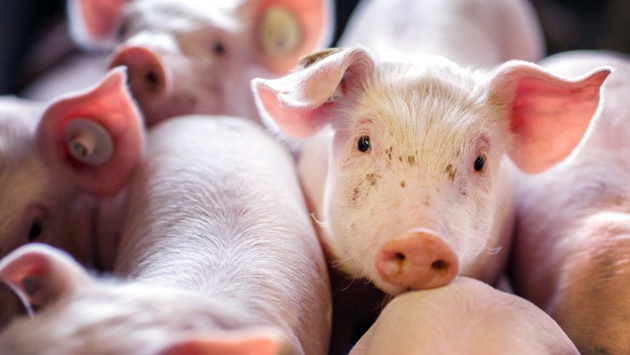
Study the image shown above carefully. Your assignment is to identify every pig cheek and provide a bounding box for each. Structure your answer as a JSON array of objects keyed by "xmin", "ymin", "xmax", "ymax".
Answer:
[
  {"xmin": 453, "ymin": 174, "xmax": 497, "ymax": 269},
  {"xmin": 326, "ymin": 169, "xmax": 385, "ymax": 276}
]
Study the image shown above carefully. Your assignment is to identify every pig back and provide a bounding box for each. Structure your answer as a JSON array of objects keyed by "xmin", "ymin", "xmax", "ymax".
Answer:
[
  {"xmin": 114, "ymin": 116, "xmax": 331, "ymax": 354},
  {"xmin": 338, "ymin": 0, "xmax": 544, "ymax": 68}
]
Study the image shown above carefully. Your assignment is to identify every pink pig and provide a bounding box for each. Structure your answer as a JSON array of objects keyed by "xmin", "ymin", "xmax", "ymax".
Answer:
[
  {"xmin": 0, "ymin": 116, "xmax": 331, "ymax": 354},
  {"xmin": 252, "ymin": 47, "xmax": 610, "ymax": 296},
  {"xmin": 511, "ymin": 50, "xmax": 630, "ymax": 354},
  {"xmin": 0, "ymin": 68, "xmax": 143, "ymax": 269},
  {"xmin": 350, "ymin": 277, "xmax": 578, "ymax": 354},
  {"xmin": 64, "ymin": 0, "xmax": 333, "ymax": 126},
  {"xmin": 338, "ymin": 0, "xmax": 545, "ymax": 68}
]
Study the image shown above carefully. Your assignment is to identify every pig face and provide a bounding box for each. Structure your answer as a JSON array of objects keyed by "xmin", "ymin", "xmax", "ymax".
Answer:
[
  {"xmin": 0, "ymin": 69, "xmax": 143, "ymax": 266},
  {"xmin": 253, "ymin": 47, "xmax": 610, "ymax": 295},
  {"xmin": 69, "ymin": 0, "xmax": 333, "ymax": 126},
  {"xmin": 0, "ymin": 244, "xmax": 291, "ymax": 354}
]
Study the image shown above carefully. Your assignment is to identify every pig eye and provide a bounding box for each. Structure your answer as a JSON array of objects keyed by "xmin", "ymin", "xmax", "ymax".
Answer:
[
  {"xmin": 212, "ymin": 42, "xmax": 226, "ymax": 55},
  {"xmin": 357, "ymin": 135, "xmax": 371, "ymax": 152},
  {"xmin": 474, "ymin": 154, "xmax": 486, "ymax": 172}
]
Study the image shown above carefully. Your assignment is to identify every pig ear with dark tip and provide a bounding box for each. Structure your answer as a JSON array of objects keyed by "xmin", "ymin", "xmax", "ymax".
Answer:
[
  {"xmin": 248, "ymin": 0, "xmax": 334, "ymax": 75},
  {"xmin": 68, "ymin": 0, "xmax": 127, "ymax": 49},
  {"xmin": 159, "ymin": 328, "xmax": 287, "ymax": 355},
  {"xmin": 253, "ymin": 46, "xmax": 374, "ymax": 138},
  {"xmin": 36, "ymin": 66, "xmax": 145, "ymax": 198},
  {"xmin": 489, "ymin": 61, "xmax": 611, "ymax": 174},
  {"xmin": 0, "ymin": 244, "xmax": 92, "ymax": 319}
]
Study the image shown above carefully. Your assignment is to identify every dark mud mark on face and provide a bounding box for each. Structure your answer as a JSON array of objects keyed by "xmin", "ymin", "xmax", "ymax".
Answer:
[
  {"xmin": 445, "ymin": 164, "xmax": 456, "ymax": 181},
  {"xmin": 401, "ymin": 180, "xmax": 406, "ymax": 188},
  {"xmin": 408, "ymin": 156, "xmax": 415, "ymax": 166},
  {"xmin": 385, "ymin": 147, "xmax": 393, "ymax": 161},
  {"xmin": 366, "ymin": 173, "xmax": 379, "ymax": 186},
  {"xmin": 351, "ymin": 173, "xmax": 382, "ymax": 205}
]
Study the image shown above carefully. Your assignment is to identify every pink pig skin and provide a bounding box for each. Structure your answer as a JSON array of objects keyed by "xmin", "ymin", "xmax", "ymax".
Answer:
[
  {"xmin": 350, "ymin": 277, "xmax": 578, "ymax": 354},
  {"xmin": 0, "ymin": 68, "xmax": 143, "ymax": 271},
  {"xmin": 55, "ymin": 0, "xmax": 334, "ymax": 127},
  {"xmin": 0, "ymin": 117, "xmax": 332, "ymax": 355},
  {"xmin": 338, "ymin": 0, "xmax": 545, "ymax": 68},
  {"xmin": 511, "ymin": 50, "xmax": 630, "ymax": 354}
]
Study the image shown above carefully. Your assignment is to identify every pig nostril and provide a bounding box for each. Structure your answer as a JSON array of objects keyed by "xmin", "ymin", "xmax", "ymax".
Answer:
[
  {"xmin": 431, "ymin": 259, "xmax": 449, "ymax": 272},
  {"xmin": 145, "ymin": 71, "xmax": 160, "ymax": 92},
  {"xmin": 394, "ymin": 253, "xmax": 405, "ymax": 262}
]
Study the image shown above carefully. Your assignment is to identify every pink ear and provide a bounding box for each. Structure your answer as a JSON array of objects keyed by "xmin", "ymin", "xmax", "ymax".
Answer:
[
  {"xmin": 159, "ymin": 328, "xmax": 286, "ymax": 355},
  {"xmin": 252, "ymin": 46, "xmax": 373, "ymax": 137},
  {"xmin": 36, "ymin": 67, "xmax": 145, "ymax": 198},
  {"xmin": 490, "ymin": 61, "xmax": 611, "ymax": 173},
  {"xmin": 249, "ymin": 0, "xmax": 334, "ymax": 75},
  {"xmin": 0, "ymin": 244, "xmax": 92, "ymax": 313},
  {"xmin": 68, "ymin": 0, "xmax": 127, "ymax": 49}
]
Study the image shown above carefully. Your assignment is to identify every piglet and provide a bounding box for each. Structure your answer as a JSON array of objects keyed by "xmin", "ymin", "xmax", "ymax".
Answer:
[
  {"xmin": 0, "ymin": 67, "xmax": 143, "ymax": 270},
  {"xmin": 349, "ymin": 277, "xmax": 578, "ymax": 354},
  {"xmin": 253, "ymin": 47, "xmax": 610, "ymax": 296},
  {"xmin": 338, "ymin": 0, "xmax": 545, "ymax": 68},
  {"xmin": 64, "ymin": 0, "xmax": 333, "ymax": 126},
  {"xmin": 0, "ymin": 116, "xmax": 332, "ymax": 354},
  {"xmin": 511, "ymin": 50, "xmax": 630, "ymax": 354}
]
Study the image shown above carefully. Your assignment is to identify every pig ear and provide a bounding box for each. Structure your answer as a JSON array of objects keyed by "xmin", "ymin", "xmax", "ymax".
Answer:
[
  {"xmin": 68, "ymin": 0, "xmax": 127, "ymax": 49},
  {"xmin": 489, "ymin": 61, "xmax": 611, "ymax": 173},
  {"xmin": 159, "ymin": 328, "xmax": 287, "ymax": 355},
  {"xmin": 246, "ymin": 0, "xmax": 334, "ymax": 75},
  {"xmin": 252, "ymin": 46, "xmax": 374, "ymax": 137},
  {"xmin": 0, "ymin": 244, "xmax": 92, "ymax": 318},
  {"xmin": 36, "ymin": 66, "xmax": 145, "ymax": 198}
]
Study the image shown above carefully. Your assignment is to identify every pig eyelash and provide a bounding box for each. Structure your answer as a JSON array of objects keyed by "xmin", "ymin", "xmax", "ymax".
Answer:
[{"xmin": 357, "ymin": 135, "xmax": 371, "ymax": 153}]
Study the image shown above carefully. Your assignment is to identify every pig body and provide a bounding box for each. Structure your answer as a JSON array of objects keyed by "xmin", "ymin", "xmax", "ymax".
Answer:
[
  {"xmin": 350, "ymin": 277, "xmax": 578, "ymax": 354},
  {"xmin": 338, "ymin": 0, "xmax": 544, "ymax": 68},
  {"xmin": 62, "ymin": 0, "xmax": 333, "ymax": 126},
  {"xmin": 511, "ymin": 50, "xmax": 630, "ymax": 353},
  {"xmin": 0, "ymin": 68, "xmax": 143, "ymax": 270},
  {"xmin": 0, "ymin": 116, "xmax": 331, "ymax": 354}
]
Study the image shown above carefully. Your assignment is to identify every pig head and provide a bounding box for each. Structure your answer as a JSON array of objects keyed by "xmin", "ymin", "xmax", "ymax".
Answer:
[
  {"xmin": 253, "ymin": 47, "xmax": 610, "ymax": 295},
  {"xmin": 349, "ymin": 277, "xmax": 578, "ymax": 354},
  {"xmin": 0, "ymin": 68, "xmax": 143, "ymax": 269},
  {"xmin": 68, "ymin": 0, "xmax": 334, "ymax": 126}
]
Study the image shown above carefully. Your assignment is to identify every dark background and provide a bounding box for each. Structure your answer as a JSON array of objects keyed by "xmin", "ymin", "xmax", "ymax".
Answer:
[{"xmin": 0, "ymin": 0, "xmax": 628, "ymax": 95}]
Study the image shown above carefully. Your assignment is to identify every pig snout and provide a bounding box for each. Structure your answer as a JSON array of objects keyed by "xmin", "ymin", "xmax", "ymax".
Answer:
[
  {"xmin": 375, "ymin": 230, "xmax": 459, "ymax": 292},
  {"xmin": 109, "ymin": 46, "xmax": 168, "ymax": 99}
]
